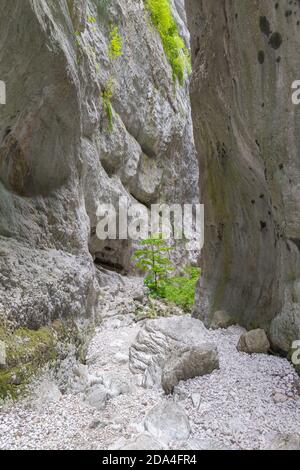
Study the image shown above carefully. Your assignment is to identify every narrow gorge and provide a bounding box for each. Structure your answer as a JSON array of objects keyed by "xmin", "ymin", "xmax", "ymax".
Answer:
[{"xmin": 0, "ymin": 0, "xmax": 300, "ymax": 452}]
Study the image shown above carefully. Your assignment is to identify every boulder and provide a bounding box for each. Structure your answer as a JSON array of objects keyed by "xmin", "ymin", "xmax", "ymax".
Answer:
[
  {"xmin": 237, "ymin": 329, "xmax": 270, "ymax": 354},
  {"xmin": 84, "ymin": 385, "xmax": 108, "ymax": 411},
  {"xmin": 161, "ymin": 344, "xmax": 219, "ymax": 394},
  {"xmin": 129, "ymin": 316, "xmax": 219, "ymax": 390},
  {"xmin": 144, "ymin": 401, "xmax": 191, "ymax": 444}
]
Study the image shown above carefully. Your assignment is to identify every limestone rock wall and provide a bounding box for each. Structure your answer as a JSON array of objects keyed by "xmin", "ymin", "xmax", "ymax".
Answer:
[
  {"xmin": 186, "ymin": 0, "xmax": 300, "ymax": 352},
  {"xmin": 0, "ymin": 0, "xmax": 199, "ymax": 328}
]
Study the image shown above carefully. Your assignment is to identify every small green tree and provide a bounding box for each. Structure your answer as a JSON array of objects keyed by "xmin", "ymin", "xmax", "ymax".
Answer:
[{"xmin": 133, "ymin": 236, "xmax": 174, "ymax": 295}]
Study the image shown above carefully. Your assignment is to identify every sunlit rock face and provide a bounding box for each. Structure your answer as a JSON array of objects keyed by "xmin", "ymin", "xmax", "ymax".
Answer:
[
  {"xmin": 186, "ymin": 0, "xmax": 300, "ymax": 352},
  {"xmin": 0, "ymin": 0, "xmax": 198, "ymax": 327}
]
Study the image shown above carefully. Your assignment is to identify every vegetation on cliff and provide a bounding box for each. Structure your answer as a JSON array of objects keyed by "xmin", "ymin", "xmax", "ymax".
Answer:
[{"xmin": 145, "ymin": 0, "xmax": 191, "ymax": 84}]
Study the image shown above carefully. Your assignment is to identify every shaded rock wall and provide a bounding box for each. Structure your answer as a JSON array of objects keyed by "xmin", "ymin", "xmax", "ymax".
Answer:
[
  {"xmin": 186, "ymin": 0, "xmax": 300, "ymax": 352},
  {"xmin": 0, "ymin": 0, "xmax": 199, "ymax": 328}
]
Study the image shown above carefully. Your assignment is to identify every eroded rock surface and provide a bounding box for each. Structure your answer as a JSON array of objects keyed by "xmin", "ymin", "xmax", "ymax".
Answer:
[
  {"xmin": 161, "ymin": 344, "xmax": 219, "ymax": 394},
  {"xmin": 0, "ymin": 0, "xmax": 198, "ymax": 330},
  {"xmin": 186, "ymin": 0, "xmax": 300, "ymax": 352},
  {"xmin": 129, "ymin": 316, "xmax": 219, "ymax": 390}
]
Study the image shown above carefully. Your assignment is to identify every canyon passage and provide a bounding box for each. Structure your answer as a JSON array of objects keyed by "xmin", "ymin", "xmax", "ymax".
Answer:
[{"xmin": 0, "ymin": 0, "xmax": 300, "ymax": 451}]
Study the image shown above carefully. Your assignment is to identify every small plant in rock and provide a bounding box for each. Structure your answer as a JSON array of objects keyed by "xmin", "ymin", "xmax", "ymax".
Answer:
[
  {"xmin": 132, "ymin": 235, "xmax": 174, "ymax": 296},
  {"xmin": 101, "ymin": 77, "xmax": 114, "ymax": 131},
  {"xmin": 87, "ymin": 15, "xmax": 97, "ymax": 24},
  {"xmin": 109, "ymin": 25, "xmax": 123, "ymax": 60},
  {"xmin": 145, "ymin": 0, "xmax": 191, "ymax": 85}
]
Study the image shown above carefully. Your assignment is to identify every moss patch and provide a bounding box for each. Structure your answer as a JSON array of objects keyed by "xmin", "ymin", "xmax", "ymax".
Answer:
[
  {"xmin": 108, "ymin": 25, "xmax": 123, "ymax": 60},
  {"xmin": 0, "ymin": 319, "xmax": 92, "ymax": 400},
  {"xmin": 0, "ymin": 325, "xmax": 56, "ymax": 399}
]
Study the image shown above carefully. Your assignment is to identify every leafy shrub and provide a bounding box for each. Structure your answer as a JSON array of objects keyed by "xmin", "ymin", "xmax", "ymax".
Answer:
[
  {"xmin": 132, "ymin": 236, "xmax": 201, "ymax": 310},
  {"xmin": 109, "ymin": 25, "xmax": 123, "ymax": 60},
  {"xmin": 87, "ymin": 15, "xmax": 97, "ymax": 24},
  {"xmin": 163, "ymin": 266, "xmax": 201, "ymax": 310},
  {"xmin": 145, "ymin": 0, "xmax": 191, "ymax": 85}
]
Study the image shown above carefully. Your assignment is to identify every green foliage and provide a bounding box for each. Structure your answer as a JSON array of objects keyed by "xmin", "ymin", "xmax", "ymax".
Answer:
[
  {"xmin": 109, "ymin": 25, "xmax": 123, "ymax": 60},
  {"xmin": 133, "ymin": 237, "xmax": 200, "ymax": 311},
  {"xmin": 145, "ymin": 0, "xmax": 191, "ymax": 85},
  {"xmin": 132, "ymin": 236, "xmax": 174, "ymax": 296},
  {"xmin": 101, "ymin": 77, "xmax": 114, "ymax": 131},
  {"xmin": 163, "ymin": 266, "xmax": 201, "ymax": 310},
  {"xmin": 87, "ymin": 15, "xmax": 97, "ymax": 24}
]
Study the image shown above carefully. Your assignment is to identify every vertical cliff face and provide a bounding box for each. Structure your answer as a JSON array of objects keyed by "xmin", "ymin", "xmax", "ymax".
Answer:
[
  {"xmin": 186, "ymin": 0, "xmax": 300, "ymax": 352},
  {"xmin": 0, "ymin": 0, "xmax": 198, "ymax": 328}
]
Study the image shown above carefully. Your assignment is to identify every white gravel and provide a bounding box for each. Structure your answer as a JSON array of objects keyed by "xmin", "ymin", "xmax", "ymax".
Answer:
[
  {"xmin": 178, "ymin": 326, "xmax": 300, "ymax": 450},
  {"xmin": 0, "ymin": 277, "xmax": 300, "ymax": 450}
]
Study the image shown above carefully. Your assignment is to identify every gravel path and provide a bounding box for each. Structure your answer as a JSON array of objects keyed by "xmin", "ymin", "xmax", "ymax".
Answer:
[
  {"xmin": 0, "ymin": 277, "xmax": 300, "ymax": 450},
  {"xmin": 178, "ymin": 326, "xmax": 300, "ymax": 450}
]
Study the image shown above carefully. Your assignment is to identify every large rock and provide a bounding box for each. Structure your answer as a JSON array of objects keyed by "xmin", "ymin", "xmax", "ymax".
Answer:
[
  {"xmin": 0, "ymin": 238, "xmax": 98, "ymax": 328},
  {"xmin": 144, "ymin": 401, "xmax": 191, "ymax": 444},
  {"xmin": 129, "ymin": 316, "xmax": 219, "ymax": 390},
  {"xmin": 161, "ymin": 344, "xmax": 219, "ymax": 394},
  {"xmin": 237, "ymin": 329, "xmax": 270, "ymax": 354},
  {"xmin": 0, "ymin": 0, "xmax": 199, "ymax": 329},
  {"xmin": 84, "ymin": 384, "xmax": 108, "ymax": 411},
  {"xmin": 186, "ymin": 0, "xmax": 300, "ymax": 352}
]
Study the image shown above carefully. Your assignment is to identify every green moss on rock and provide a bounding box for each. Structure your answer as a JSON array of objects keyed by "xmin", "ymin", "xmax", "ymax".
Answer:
[
  {"xmin": 0, "ymin": 319, "xmax": 93, "ymax": 401},
  {"xmin": 145, "ymin": 0, "xmax": 191, "ymax": 85},
  {"xmin": 0, "ymin": 325, "xmax": 57, "ymax": 400}
]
